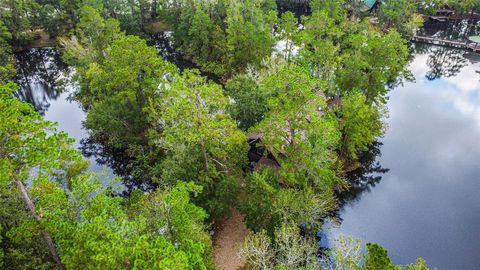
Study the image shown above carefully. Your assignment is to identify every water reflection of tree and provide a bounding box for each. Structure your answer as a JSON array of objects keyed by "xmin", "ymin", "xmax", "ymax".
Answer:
[
  {"xmin": 337, "ymin": 141, "xmax": 389, "ymax": 208},
  {"xmin": 14, "ymin": 48, "xmax": 70, "ymax": 115},
  {"xmin": 413, "ymin": 43, "xmax": 468, "ymax": 80},
  {"xmin": 148, "ymin": 33, "xmax": 189, "ymax": 69},
  {"xmin": 421, "ymin": 19, "xmax": 480, "ymax": 40},
  {"xmin": 80, "ymin": 137, "xmax": 158, "ymax": 195},
  {"xmin": 149, "ymin": 33, "xmax": 219, "ymax": 82},
  {"xmin": 276, "ymin": 0, "xmax": 310, "ymax": 17}
]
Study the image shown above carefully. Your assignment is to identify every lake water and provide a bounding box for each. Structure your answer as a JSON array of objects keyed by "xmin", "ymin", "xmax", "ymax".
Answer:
[
  {"xmin": 13, "ymin": 28, "xmax": 480, "ymax": 269},
  {"xmin": 14, "ymin": 48, "xmax": 111, "ymax": 175},
  {"xmin": 332, "ymin": 44, "xmax": 480, "ymax": 270}
]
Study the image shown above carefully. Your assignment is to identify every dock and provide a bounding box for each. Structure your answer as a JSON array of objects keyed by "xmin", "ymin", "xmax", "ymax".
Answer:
[
  {"xmin": 412, "ymin": 35, "xmax": 480, "ymax": 52},
  {"xmin": 429, "ymin": 16, "xmax": 450, "ymax": 22}
]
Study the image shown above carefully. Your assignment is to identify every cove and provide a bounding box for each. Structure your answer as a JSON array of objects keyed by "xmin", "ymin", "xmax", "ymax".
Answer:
[{"xmin": 13, "ymin": 48, "xmax": 112, "ymax": 176}]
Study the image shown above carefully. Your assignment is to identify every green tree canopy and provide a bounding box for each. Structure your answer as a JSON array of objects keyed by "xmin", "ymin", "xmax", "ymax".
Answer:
[
  {"xmin": 148, "ymin": 70, "xmax": 248, "ymax": 217},
  {"xmin": 0, "ymin": 82, "xmax": 214, "ymax": 269}
]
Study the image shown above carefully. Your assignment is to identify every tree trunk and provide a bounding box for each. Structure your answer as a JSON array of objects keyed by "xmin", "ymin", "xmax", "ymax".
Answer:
[
  {"xmin": 14, "ymin": 177, "xmax": 65, "ymax": 270},
  {"xmin": 151, "ymin": 0, "xmax": 158, "ymax": 21},
  {"xmin": 200, "ymin": 141, "xmax": 209, "ymax": 171}
]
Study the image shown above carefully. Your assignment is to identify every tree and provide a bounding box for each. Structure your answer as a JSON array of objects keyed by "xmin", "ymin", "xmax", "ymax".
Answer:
[
  {"xmin": 0, "ymin": 82, "xmax": 86, "ymax": 269},
  {"xmin": 276, "ymin": 11, "xmax": 299, "ymax": 62},
  {"xmin": 41, "ymin": 177, "xmax": 213, "ymax": 269},
  {"xmin": 321, "ymin": 236, "xmax": 363, "ymax": 270},
  {"xmin": 240, "ymin": 168, "xmax": 337, "ymax": 234},
  {"xmin": 1, "ymin": 83, "xmax": 214, "ymax": 269},
  {"xmin": 322, "ymin": 238, "xmax": 431, "ymax": 270},
  {"xmin": 376, "ymin": 0, "xmax": 425, "ymax": 36},
  {"xmin": 299, "ymin": 6, "xmax": 410, "ymax": 104},
  {"xmin": 251, "ymin": 65, "xmax": 341, "ymax": 190},
  {"xmin": 62, "ymin": 9, "xmax": 176, "ymax": 187},
  {"xmin": 225, "ymin": 0, "xmax": 275, "ymax": 75},
  {"xmin": 337, "ymin": 91, "xmax": 384, "ymax": 160},
  {"xmin": 61, "ymin": 5, "xmax": 122, "ymax": 78},
  {"xmin": 224, "ymin": 72, "xmax": 267, "ymax": 131},
  {"xmin": 182, "ymin": 5, "xmax": 229, "ymax": 75},
  {"xmin": 0, "ymin": 0, "xmax": 39, "ymax": 45},
  {"xmin": 125, "ymin": 182, "xmax": 215, "ymax": 269},
  {"xmin": 447, "ymin": 0, "xmax": 480, "ymax": 15},
  {"xmin": 243, "ymin": 232, "xmax": 431, "ymax": 270},
  {"xmin": 81, "ymin": 35, "xmax": 174, "ymax": 187},
  {"xmin": 335, "ymin": 26, "xmax": 410, "ymax": 104},
  {"xmin": 0, "ymin": 22, "xmax": 15, "ymax": 84},
  {"xmin": 241, "ymin": 223, "xmax": 321, "ymax": 270},
  {"xmin": 172, "ymin": 0, "xmax": 276, "ymax": 77},
  {"xmin": 364, "ymin": 243, "xmax": 396, "ymax": 270},
  {"xmin": 298, "ymin": 8, "xmax": 343, "ymax": 94},
  {"xmin": 236, "ymin": 64, "xmax": 341, "ymax": 233},
  {"xmin": 147, "ymin": 69, "xmax": 248, "ymax": 217}
]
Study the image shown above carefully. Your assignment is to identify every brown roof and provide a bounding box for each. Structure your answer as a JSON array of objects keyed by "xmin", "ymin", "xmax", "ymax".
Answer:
[{"xmin": 254, "ymin": 156, "xmax": 281, "ymax": 171}]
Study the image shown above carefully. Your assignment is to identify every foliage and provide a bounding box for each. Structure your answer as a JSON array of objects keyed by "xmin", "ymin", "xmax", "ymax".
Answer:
[
  {"xmin": 224, "ymin": 72, "xmax": 266, "ymax": 131},
  {"xmin": 148, "ymin": 69, "xmax": 248, "ymax": 216},
  {"xmin": 323, "ymin": 237, "xmax": 431, "ymax": 270},
  {"xmin": 0, "ymin": 0, "xmax": 39, "ymax": 44},
  {"xmin": 376, "ymin": 0, "xmax": 425, "ymax": 36},
  {"xmin": 2, "ymin": 2, "xmax": 429, "ymax": 269},
  {"xmin": 225, "ymin": 0, "xmax": 275, "ymax": 75},
  {"xmin": 239, "ymin": 169, "xmax": 280, "ymax": 233},
  {"xmin": 241, "ymin": 223, "xmax": 321, "ymax": 270},
  {"xmin": 243, "ymin": 233, "xmax": 430, "ymax": 270},
  {"xmin": 336, "ymin": 27, "xmax": 410, "ymax": 104},
  {"xmin": 62, "ymin": 8, "xmax": 177, "ymax": 187},
  {"xmin": 251, "ymin": 65, "xmax": 341, "ymax": 189},
  {"xmin": 276, "ymin": 11, "xmax": 299, "ymax": 62},
  {"xmin": 446, "ymin": 0, "xmax": 480, "ymax": 14},
  {"xmin": 0, "ymin": 82, "xmax": 214, "ymax": 269},
  {"xmin": 240, "ymin": 168, "xmax": 337, "ymax": 234},
  {"xmin": 364, "ymin": 243, "xmax": 396, "ymax": 270},
  {"xmin": 337, "ymin": 91, "xmax": 384, "ymax": 160},
  {"xmin": 0, "ymin": 22, "xmax": 15, "ymax": 84},
  {"xmin": 179, "ymin": 5, "xmax": 229, "ymax": 75},
  {"xmin": 172, "ymin": 0, "xmax": 276, "ymax": 76},
  {"xmin": 60, "ymin": 5, "xmax": 123, "ymax": 84},
  {"xmin": 237, "ymin": 64, "xmax": 341, "ymax": 233},
  {"xmin": 298, "ymin": 4, "xmax": 411, "ymax": 104},
  {"xmin": 40, "ymin": 177, "xmax": 213, "ymax": 269},
  {"xmin": 0, "ymin": 82, "xmax": 85, "ymax": 268},
  {"xmin": 321, "ymin": 236, "xmax": 363, "ymax": 270},
  {"xmin": 0, "ymin": 0, "xmax": 169, "ymax": 40},
  {"xmin": 80, "ymin": 33, "xmax": 173, "ymax": 184}
]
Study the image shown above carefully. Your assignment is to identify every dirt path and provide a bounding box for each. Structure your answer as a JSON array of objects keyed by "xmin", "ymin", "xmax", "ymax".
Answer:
[{"xmin": 213, "ymin": 208, "xmax": 249, "ymax": 270}]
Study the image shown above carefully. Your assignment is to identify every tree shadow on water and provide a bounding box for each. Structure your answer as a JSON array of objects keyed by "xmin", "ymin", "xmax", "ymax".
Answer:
[
  {"xmin": 80, "ymin": 137, "xmax": 158, "ymax": 196},
  {"xmin": 415, "ymin": 44, "xmax": 468, "ymax": 81},
  {"xmin": 337, "ymin": 141, "xmax": 389, "ymax": 209},
  {"xmin": 13, "ymin": 48, "xmax": 71, "ymax": 115}
]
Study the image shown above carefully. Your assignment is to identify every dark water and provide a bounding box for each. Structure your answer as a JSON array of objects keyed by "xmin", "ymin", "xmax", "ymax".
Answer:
[
  {"xmin": 13, "ymin": 48, "xmax": 111, "ymax": 175},
  {"xmin": 13, "ymin": 22, "xmax": 480, "ymax": 269}
]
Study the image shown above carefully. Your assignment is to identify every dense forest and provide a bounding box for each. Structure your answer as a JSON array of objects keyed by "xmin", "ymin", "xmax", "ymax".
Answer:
[{"xmin": 1, "ymin": 0, "xmax": 479, "ymax": 269}]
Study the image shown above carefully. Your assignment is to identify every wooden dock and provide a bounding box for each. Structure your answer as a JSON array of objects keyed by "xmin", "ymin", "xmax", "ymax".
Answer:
[
  {"xmin": 429, "ymin": 15, "xmax": 450, "ymax": 22},
  {"xmin": 412, "ymin": 35, "xmax": 480, "ymax": 52}
]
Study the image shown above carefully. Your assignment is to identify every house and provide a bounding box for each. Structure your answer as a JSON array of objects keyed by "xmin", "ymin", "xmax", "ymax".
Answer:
[
  {"xmin": 363, "ymin": 0, "xmax": 378, "ymax": 11},
  {"xmin": 246, "ymin": 97, "xmax": 341, "ymax": 172},
  {"xmin": 246, "ymin": 133, "xmax": 281, "ymax": 172}
]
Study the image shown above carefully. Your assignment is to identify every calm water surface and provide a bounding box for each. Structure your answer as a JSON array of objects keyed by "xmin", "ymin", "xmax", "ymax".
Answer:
[
  {"xmin": 14, "ymin": 48, "xmax": 110, "ymax": 174},
  {"xmin": 332, "ymin": 45, "xmax": 480, "ymax": 270},
  {"xmin": 13, "ymin": 31, "xmax": 480, "ymax": 269}
]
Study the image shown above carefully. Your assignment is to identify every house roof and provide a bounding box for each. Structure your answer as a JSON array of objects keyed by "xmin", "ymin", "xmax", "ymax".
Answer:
[
  {"xmin": 364, "ymin": 0, "xmax": 377, "ymax": 9},
  {"xmin": 469, "ymin": 36, "xmax": 480, "ymax": 44}
]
